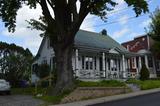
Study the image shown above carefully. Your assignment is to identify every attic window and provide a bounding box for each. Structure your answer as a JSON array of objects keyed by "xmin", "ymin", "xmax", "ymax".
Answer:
[
  {"xmin": 142, "ymin": 38, "xmax": 145, "ymax": 41},
  {"xmin": 127, "ymin": 45, "xmax": 130, "ymax": 50}
]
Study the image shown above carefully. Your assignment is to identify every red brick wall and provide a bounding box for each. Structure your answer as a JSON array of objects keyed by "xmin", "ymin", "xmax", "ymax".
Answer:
[{"xmin": 122, "ymin": 35, "xmax": 149, "ymax": 53}]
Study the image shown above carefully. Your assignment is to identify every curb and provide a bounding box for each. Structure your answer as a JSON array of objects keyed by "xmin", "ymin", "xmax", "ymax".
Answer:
[{"xmin": 52, "ymin": 88, "xmax": 160, "ymax": 106}]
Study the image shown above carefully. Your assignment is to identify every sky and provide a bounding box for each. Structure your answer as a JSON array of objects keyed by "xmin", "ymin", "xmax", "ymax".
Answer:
[{"xmin": 0, "ymin": 0, "xmax": 160, "ymax": 55}]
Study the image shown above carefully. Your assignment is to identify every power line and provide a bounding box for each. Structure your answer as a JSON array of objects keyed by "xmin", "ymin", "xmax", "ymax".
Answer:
[
  {"xmin": 83, "ymin": 14, "xmax": 148, "ymax": 28},
  {"xmin": 85, "ymin": 7, "xmax": 130, "ymax": 20},
  {"xmin": 84, "ymin": 0, "xmax": 152, "ymax": 21}
]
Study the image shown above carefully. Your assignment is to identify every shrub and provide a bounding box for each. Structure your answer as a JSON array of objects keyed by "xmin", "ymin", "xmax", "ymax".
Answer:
[
  {"xmin": 77, "ymin": 80, "xmax": 126, "ymax": 87},
  {"xmin": 35, "ymin": 64, "xmax": 50, "ymax": 79},
  {"xmin": 140, "ymin": 63, "xmax": 150, "ymax": 80}
]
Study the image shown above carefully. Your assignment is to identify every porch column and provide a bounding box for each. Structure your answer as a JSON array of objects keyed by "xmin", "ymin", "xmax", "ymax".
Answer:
[
  {"xmin": 122, "ymin": 55, "xmax": 126, "ymax": 78},
  {"xmin": 145, "ymin": 55, "xmax": 149, "ymax": 68},
  {"xmin": 116, "ymin": 58, "xmax": 119, "ymax": 78},
  {"xmin": 134, "ymin": 57, "xmax": 138, "ymax": 76},
  {"xmin": 105, "ymin": 56, "xmax": 108, "ymax": 78},
  {"xmin": 75, "ymin": 49, "xmax": 79, "ymax": 76},
  {"xmin": 102, "ymin": 52, "xmax": 106, "ymax": 77},
  {"xmin": 138, "ymin": 56, "xmax": 142, "ymax": 71}
]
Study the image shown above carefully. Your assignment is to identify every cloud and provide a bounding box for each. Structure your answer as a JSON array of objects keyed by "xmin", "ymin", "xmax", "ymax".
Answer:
[
  {"xmin": 1, "ymin": 5, "xmax": 42, "ymax": 55},
  {"xmin": 112, "ymin": 27, "xmax": 130, "ymax": 39},
  {"xmin": 140, "ymin": 19, "xmax": 151, "ymax": 28},
  {"xmin": 107, "ymin": 0, "xmax": 126, "ymax": 17},
  {"xmin": 80, "ymin": 14, "xmax": 97, "ymax": 32},
  {"xmin": 118, "ymin": 15, "xmax": 129, "ymax": 25},
  {"xmin": 1, "ymin": 4, "xmax": 97, "ymax": 55}
]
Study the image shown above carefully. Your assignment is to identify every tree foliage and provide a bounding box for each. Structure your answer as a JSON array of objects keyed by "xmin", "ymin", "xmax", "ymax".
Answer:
[
  {"xmin": 147, "ymin": 8, "xmax": 160, "ymax": 41},
  {"xmin": 34, "ymin": 64, "xmax": 50, "ymax": 79},
  {"xmin": 0, "ymin": 42, "xmax": 33, "ymax": 86},
  {"xmin": 140, "ymin": 63, "xmax": 150, "ymax": 81},
  {"xmin": 147, "ymin": 8, "xmax": 160, "ymax": 58},
  {"xmin": 0, "ymin": 0, "xmax": 148, "ymax": 35}
]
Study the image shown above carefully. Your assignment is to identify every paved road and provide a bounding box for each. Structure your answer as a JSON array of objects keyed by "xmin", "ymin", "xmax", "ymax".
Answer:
[
  {"xmin": 0, "ymin": 95, "xmax": 44, "ymax": 106},
  {"xmin": 90, "ymin": 92, "xmax": 160, "ymax": 106}
]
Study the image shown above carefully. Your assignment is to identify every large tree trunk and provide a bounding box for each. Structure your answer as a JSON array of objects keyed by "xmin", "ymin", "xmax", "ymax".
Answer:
[{"xmin": 52, "ymin": 43, "xmax": 75, "ymax": 95}]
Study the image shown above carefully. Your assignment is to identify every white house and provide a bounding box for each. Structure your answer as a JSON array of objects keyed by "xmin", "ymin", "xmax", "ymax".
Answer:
[{"xmin": 32, "ymin": 30, "xmax": 145, "ymax": 80}]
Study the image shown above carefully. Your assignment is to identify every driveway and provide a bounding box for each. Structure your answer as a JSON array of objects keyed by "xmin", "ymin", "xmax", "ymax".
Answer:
[
  {"xmin": 90, "ymin": 92, "xmax": 160, "ymax": 106},
  {"xmin": 0, "ymin": 95, "xmax": 44, "ymax": 106}
]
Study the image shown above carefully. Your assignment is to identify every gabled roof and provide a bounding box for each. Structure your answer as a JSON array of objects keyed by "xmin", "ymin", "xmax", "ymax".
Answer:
[
  {"xmin": 75, "ymin": 30, "xmax": 128, "ymax": 53},
  {"xmin": 35, "ymin": 30, "xmax": 129, "ymax": 59}
]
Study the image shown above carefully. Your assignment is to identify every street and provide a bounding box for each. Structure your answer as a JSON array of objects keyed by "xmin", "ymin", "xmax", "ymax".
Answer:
[
  {"xmin": 90, "ymin": 92, "xmax": 160, "ymax": 106},
  {"xmin": 0, "ymin": 95, "xmax": 44, "ymax": 106}
]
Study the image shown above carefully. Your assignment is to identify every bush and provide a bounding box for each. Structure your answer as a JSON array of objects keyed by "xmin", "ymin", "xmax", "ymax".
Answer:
[
  {"xmin": 140, "ymin": 63, "xmax": 150, "ymax": 80},
  {"xmin": 35, "ymin": 64, "xmax": 50, "ymax": 79},
  {"xmin": 77, "ymin": 80, "xmax": 126, "ymax": 87}
]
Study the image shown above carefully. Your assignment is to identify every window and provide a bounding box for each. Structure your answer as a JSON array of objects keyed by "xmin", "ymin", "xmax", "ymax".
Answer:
[
  {"xmin": 156, "ymin": 61, "xmax": 160, "ymax": 69},
  {"xmin": 89, "ymin": 58, "xmax": 93, "ymax": 70},
  {"xmin": 99, "ymin": 57, "xmax": 102, "ymax": 71},
  {"xmin": 132, "ymin": 58, "xmax": 136, "ymax": 68},
  {"xmin": 82, "ymin": 56, "xmax": 84, "ymax": 69},
  {"xmin": 85, "ymin": 57, "xmax": 89, "ymax": 70},
  {"xmin": 42, "ymin": 60, "xmax": 47, "ymax": 64},
  {"xmin": 42, "ymin": 57, "xmax": 47, "ymax": 64},
  {"xmin": 84, "ymin": 57, "xmax": 94, "ymax": 70},
  {"xmin": 148, "ymin": 56, "xmax": 153, "ymax": 67},
  {"xmin": 107, "ymin": 59, "xmax": 110, "ymax": 70},
  {"xmin": 94, "ymin": 57, "xmax": 96, "ymax": 70}
]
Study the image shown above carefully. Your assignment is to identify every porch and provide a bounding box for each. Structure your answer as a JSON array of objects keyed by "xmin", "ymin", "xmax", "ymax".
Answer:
[{"xmin": 72, "ymin": 48, "xmax": 131, "ymax": 80}]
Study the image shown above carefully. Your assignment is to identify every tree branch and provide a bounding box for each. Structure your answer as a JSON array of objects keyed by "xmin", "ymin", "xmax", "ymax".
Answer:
[{"xmin": 39, "ymin": 0, "xmax": 55, "ymax": 25}]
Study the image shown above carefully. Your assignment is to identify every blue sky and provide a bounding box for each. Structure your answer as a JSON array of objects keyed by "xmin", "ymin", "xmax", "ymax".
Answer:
[{"xmin": 0, "ymin": 0, "xmax": 160, "ymax": 55}]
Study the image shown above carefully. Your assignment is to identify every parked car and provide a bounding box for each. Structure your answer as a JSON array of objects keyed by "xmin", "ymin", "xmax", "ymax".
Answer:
[{"xmin": 0, "ymin": 79, "xmax": 11, "ymax": 94}]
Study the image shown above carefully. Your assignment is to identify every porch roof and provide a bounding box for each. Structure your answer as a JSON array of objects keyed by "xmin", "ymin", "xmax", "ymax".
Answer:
[{"xmin": 75, "ymin": 30, "xmax": 128, "ymax": 53}]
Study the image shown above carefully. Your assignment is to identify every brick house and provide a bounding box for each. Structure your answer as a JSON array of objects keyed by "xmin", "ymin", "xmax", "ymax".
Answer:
[{"xmin": 122, "ymin": 35, "xmax": 160, "ymax": 78}]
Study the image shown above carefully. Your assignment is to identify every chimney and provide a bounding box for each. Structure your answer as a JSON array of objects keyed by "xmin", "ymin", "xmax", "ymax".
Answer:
[{"xmin": 101, "ymin": 29, "xmax": 107, "ymax": 36}]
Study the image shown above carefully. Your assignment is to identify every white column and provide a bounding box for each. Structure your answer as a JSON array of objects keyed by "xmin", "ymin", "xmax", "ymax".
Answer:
[
  {"xmin": 75, "ymin": 49, "xmax": 79, "ymax": 76},
  {"xmin": 134, "ymin": 57, "xmax": 138, "ymax": 76},
  {"xmin": 102, "ymin": 52, "xmax": 106, "ymax": 77},
  {"xmin": 122, "ymin": 55, "xmax": 126, "ymax": 78},
  {"xmin": 145, "ymin": 55, "xmax": 149, "ymax": 68},
  {"xmin": 105, "ymin": 56, "xmax": 108, "ymax": 78},
  {"xmin": 116, "ymin": 58, "xmax": 119, "ymax": 78},
  {"xmin": 139, "ymin": 56, "xmax": 142, "ymax": 71}
]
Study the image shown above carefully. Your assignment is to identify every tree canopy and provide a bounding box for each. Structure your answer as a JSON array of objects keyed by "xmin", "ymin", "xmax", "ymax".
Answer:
[
  {"xmin": 0, "ymin": 42, "xmax": 33, "ymax": 86},
  {"xmin": 147, "ymin": 8, "xmax": 160, "ymax": 41},
  {"xmin": 0, "ymin": 0, "xmax": 148, "ymax": 33},
  {"xmin": 147, "ymin": 8, "xmax": 160, "ymax": 58}
]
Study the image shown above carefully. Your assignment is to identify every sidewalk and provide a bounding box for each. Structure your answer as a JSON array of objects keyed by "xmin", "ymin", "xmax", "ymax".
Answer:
[{"xmin": 52, "ymin": 88, "xmax": 160, "ymax": 106}]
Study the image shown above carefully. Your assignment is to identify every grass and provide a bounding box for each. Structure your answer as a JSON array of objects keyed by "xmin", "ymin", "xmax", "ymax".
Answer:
[
  {"xmin": 11, "ymin": 87, "xmax": 46, "ymax": 95},
  {"xmin": 126, "ymin": 79, "xmax": 160, "ymax": 90},
  {"xmin": 12, "ymin": 86, "xmax": 69, "ymax": 104},
  {"xmin": 11, "ymin": 80, "xmax": 127, "ymax": 105},
  {"xmin": 77, "ymin": 80, "xmax": 126, "ymax": 87}
]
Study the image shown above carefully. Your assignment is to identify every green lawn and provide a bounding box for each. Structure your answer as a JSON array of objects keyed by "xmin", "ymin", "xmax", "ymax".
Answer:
[
  {"xmin": 11, "ymin": 80, "xmax": 127, "ymax": 104},
  {"xmin": 126, "ymin": 79, "xmax": 160, "ymax": 90}
]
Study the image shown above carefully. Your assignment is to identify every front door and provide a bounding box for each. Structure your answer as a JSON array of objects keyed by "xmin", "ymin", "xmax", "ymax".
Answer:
[{"xmin": 85, "ymin": 57, "xmax": 93, "ymax": 70}]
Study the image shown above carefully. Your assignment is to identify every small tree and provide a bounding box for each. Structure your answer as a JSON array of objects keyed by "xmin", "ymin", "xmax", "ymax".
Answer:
[
  {"xmin": 36, "ymin": 64, "xmax": 50, "ymax": 79},
  {"xmin": 140, "ymin": 63, "xmax": 150, "ymax": 80}
]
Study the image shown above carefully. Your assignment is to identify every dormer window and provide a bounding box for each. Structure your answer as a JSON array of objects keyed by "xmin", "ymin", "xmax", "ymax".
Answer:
[
  {"xmin": 127, "ymin": 45, "xmax": 130, "ymax": 50},
  {"xmin": 142, "ymin": 38, "xmax": 145, "ymax": 41}
]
